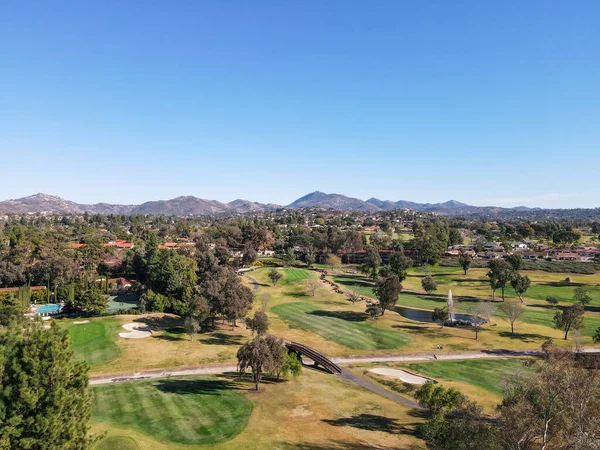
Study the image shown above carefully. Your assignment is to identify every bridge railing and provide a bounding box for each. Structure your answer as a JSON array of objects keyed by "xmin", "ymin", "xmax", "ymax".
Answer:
[{"xmin": 285, "ymin": 341, "xmax": 342, "ymax": 374}]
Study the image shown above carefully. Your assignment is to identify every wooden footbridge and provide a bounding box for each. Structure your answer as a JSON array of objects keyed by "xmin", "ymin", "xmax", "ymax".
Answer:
[{"xmin": 285, "ymin": 341, "xmax": 342, "ymax": 374}]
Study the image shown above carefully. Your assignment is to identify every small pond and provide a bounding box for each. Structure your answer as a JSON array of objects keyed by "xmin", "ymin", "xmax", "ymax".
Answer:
[{"xmin": 396, "ymin": 306, "xmax": 484, "ymax": 325}]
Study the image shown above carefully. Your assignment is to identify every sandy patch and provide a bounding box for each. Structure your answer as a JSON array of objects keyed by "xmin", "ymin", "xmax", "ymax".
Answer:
[
  {"xmin": 119, "ymin": 323, "xmax": 152, "ymax": 339},
  {"xmin": 73, "ymin": 320, "xmax": 90, "ymax": 325},
  {"xmin": 369, "ymin": 367, "xmax": 430, "ymax": 385},
  {"xmin": 43, "ymin": 324, "xmax": 51, "ymax": 329},
  {"xmin": 290, "ymin": 405, "xmax": 313, "ymax": 418}
]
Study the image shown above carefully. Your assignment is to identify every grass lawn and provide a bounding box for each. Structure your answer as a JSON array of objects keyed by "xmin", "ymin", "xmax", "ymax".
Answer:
[
  {"xmin": 334, "ymin": 269, "xmax": 600, "ymax": 341},
  {"xmin": 91, "ymin": 369, "xmax": 422, "ymax": 450},
  {"xmin": 65, "ymin": 318, "xmax": 121, "ymax": 368},
  {"xmin": 92, "ymin": 376, "xmax": 252, "ymax": 446},
  {"xmin": 525, "ymin": 282, "xmax": 600, "ymax": 305},
  {"xmin": 349, "ymin": 358, "xmax": 535, "ymax": 413},
  {"xmin": 252, "ymin": 267, "xmax": 583, "ymax": 354},
  {"xmin": 272, "ymin": 302, "xmax": 412, "ymax": 350},
  {"xmin": 92, "ymin": 314, "xmax": 253, "ymax": 377},
  {"xmin": 408, "ymin": 358, "xmax": 533, "ymax": 397},
  {"xmin": 278, "ymin": 268, "xmax": 313, "ymax": 285}
]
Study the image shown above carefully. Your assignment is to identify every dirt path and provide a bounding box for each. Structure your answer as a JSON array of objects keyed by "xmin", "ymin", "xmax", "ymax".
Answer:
[
  {"xmin": 90, "ymin": 363, "xmax": 238, "ymax": 385},
  {"xmin": 244, "ymin": 274, "xmax": 260, "ymax": 295},
  {"xmin": 89, "ymin": 346, "xmax": 600, "ymax": 386},
  {"xmin": 337, "ymin": 369, "xmax": 423, "ymax": 409}
]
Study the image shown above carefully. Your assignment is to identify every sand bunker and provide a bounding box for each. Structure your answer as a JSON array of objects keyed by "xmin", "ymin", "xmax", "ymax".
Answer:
[
  {"xmin": 119, "ymin": 323, "xmax": 152, "ymax": 339},
  {"xmin": 73, "ymin": 320, "xmax": 90, "ymax": 325},
  {"xmin": 369, "ymin": 367, "xmax": 431, "ymax": 385}
]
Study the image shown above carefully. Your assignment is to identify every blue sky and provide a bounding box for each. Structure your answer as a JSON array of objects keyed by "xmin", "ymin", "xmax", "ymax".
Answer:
[{"xmin": 1, "ymin": 1, "xmax": 599, "ymax": 208}]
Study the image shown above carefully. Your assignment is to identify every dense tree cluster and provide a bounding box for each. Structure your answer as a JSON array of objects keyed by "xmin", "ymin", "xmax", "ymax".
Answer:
[{"xmin": 0, "ymin": 209, "xmax": 597, "ymax": 325}]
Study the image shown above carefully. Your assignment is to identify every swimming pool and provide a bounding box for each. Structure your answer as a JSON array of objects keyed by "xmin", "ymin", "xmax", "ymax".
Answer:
[{"xmin": 36, "ymin": 304, "xmax": 61, "ymax": 315}]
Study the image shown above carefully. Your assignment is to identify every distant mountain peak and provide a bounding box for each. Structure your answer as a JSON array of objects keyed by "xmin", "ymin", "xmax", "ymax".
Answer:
[
  {"xmin": 288, "ymin": 192, "xmax": 379, "ymax": 212},
  {"xmin": 0, "ymin": 191, "xmax": 570, "ymax": 217},
  {"xmin": 439, "ymin": 200, "xmax": 469, "ymax": 207}
]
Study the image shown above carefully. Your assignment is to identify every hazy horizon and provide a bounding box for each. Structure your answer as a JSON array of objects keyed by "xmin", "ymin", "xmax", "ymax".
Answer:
[{"xmin": 2, "ymin": 190, "xmax": 597, "ymax": 210}]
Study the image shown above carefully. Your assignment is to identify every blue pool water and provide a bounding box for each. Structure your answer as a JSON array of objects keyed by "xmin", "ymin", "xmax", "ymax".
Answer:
[{"xmin": 37, "ymin": 304, "xmax": 61, "ymax": 314}]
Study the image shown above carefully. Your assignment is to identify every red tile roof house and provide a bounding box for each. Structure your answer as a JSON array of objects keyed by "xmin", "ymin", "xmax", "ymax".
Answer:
[
  {"xmin": 445, "ymin": 249, "xmax": 475, "ymax": 257},
  {"xmin": 103, "ymin": 240, "xmax": 135, "ymax": 249},
  {"xmin": 159, "ymin": 242, "xmax": 197, "ymax": 249},
  {"xmin": 71, "ymin": 240, "xmax": 135, "ymax": 249},
  {"xmin": 554, "ymin": 252, "xmax": 590, "ymax": 262},
  {"xmin": 176, "ymin": 242, "xmax": 196, "ymax": 247},
  {"xmin": 0, "ymin": 286, "xmax": 46, "ymax": 293}
]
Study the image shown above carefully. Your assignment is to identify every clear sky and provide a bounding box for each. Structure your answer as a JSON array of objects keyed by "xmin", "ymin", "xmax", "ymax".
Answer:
[{"xmin": 1, "ymin": 1, "xmax": 599, "ymax": 208}]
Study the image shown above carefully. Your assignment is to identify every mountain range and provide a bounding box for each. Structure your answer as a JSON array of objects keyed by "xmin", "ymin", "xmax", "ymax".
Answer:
[{"xmin": 0, "ymin": 191, "xmax": 538, "ymax": 216}]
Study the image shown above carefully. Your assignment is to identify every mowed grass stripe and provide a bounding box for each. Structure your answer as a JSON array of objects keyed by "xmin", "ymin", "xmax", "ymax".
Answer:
[
  {"xmin": 123, "ymin": 383, "xmax": 151, "ymax": 428},
  {"xmin": 166, "ymin": 393, "xmax": 201, "ymax": 442},
  {"xmin": 198, "ymin": 393, "xmax": 240, "ymax": 441},
  {"xmin": 178, "ymin": 392, "xmax": 212, "ymax": 439},
  {"xmin": 272, "ymin": 302, "xmax": 411, "ymax": 350},
  {"xmin": 150, "ymin": 385, "xmax": 193, "ymax": 443},
  {"xmin": 91, "ymin": 377, "xmax": 252, "ymax": 446}
]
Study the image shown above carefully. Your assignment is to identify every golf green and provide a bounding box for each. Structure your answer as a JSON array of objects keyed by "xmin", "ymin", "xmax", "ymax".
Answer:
[
  {"xmin": 66, "ymin": 319, "xmax": 121, "ymax": 367},
  {"xmin": 91, "ymin": 377, "xmax": 252, "ymax": 446}
]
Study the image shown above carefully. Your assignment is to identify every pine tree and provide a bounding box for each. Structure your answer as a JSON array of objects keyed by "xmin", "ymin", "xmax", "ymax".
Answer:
[{"xmin": 0, "ymin": 322, "xmax": 96, "ymax": 448}]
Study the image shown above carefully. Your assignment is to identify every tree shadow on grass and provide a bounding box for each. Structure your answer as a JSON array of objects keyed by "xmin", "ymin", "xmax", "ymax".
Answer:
[
  {"xmin": 526, "ymin": 302, "xmax": 600, "ymax": 314},
  {"xmin": 218, "ymin": 371, "xmax": 280, "ymax": 389},
  {"xmin": 165, "ymin": 327, "xmax": 185, "ymax": 334},
  {"xmin": 403, "ymin": 291, "xmax": 485, "ymax": 305},
  {"xmin": 308, "ymin": 310, "xmax": 367, "ymax": 322},
  {"xmin": 286, "ymin": 291, "xmax": 309, "ymax": 298},
  {"xmin": 203, "ymin": 332, "xmax": 244, "ymax": 346},
  {"xmin": 154, "ymin": 334, "xmax": 185, "ymax": 342},
  {"xmin": 498, "ymin": 331, "xmax": 547, "ymax": 342},
  {"xmin": 135, "ymin": 315, "xmax": 182, "ymax": 330},
  {"xmin": 333, "ymin": 275, "xmax": 373, "ymax": 289},
  {"xmin": 393, "ymin": 324, "xmax": 448, "ymax": 338},
  {"xmin": 153, "ymin": 378, "xmax": 238, "ymax": 395},
  {"xmin": 322, "ymin": 414, "xmax": 418, "ymax": 437},
  {"xmin": 452, "ymin": 278, "xmax": 486, "ymax": 283},
  {"xmin": 401, "ymin": 292, "xmax": 446, "ymax": 304},
  {"xmin": 539, "ymin": 281, "xmax": 585, "ymax": 287}
]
